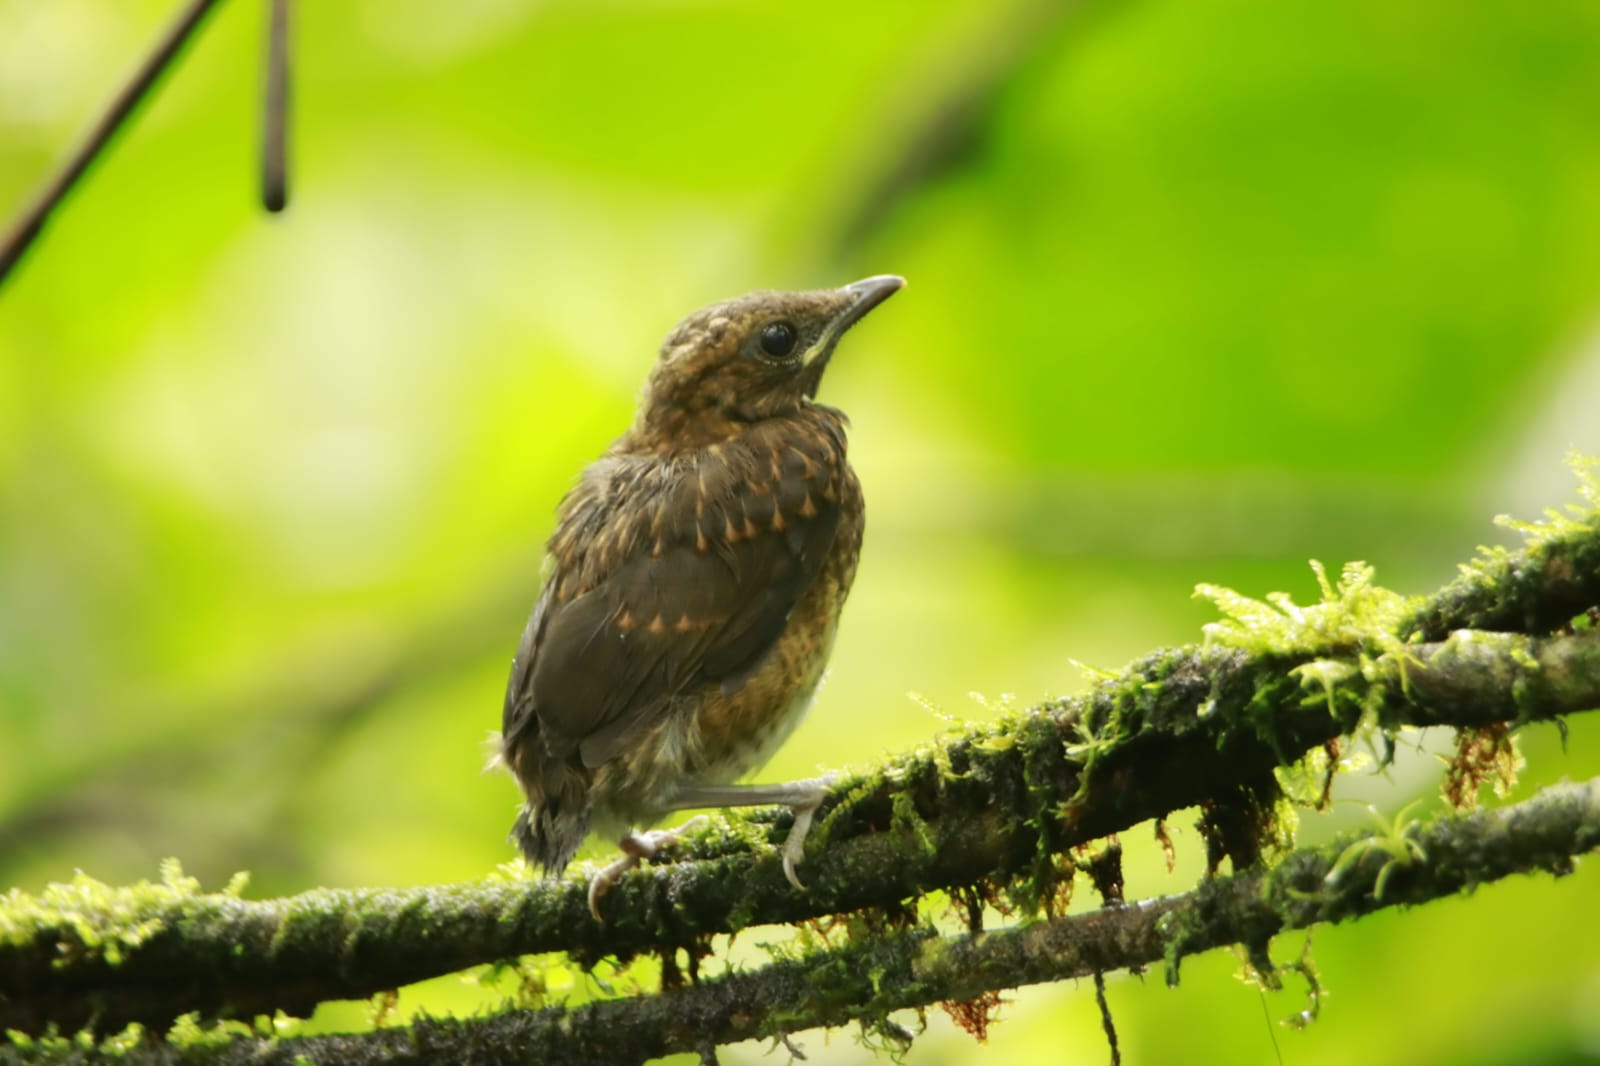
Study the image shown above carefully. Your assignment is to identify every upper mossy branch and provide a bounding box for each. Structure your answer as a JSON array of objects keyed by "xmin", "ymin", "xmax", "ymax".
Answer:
[
  {"xmin": 2, "ymin": 460, "xmax": 1598, "ymax": 1042},
  {"xmin": 1405, "ymin": 453, "xmax": 1600, "ymax": 642}
]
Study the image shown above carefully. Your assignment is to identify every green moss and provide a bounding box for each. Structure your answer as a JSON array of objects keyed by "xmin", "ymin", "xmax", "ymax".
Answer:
[
  {"xmin": 1290, "ymin": 658, "xmax": 1359, "ymax": 717},
  {"xmin": 890, "ymin": 791, "xmax": 936, "ymax": 859},
  {"xmin": 1235, "ymin": 935, "xmax": 1323, "ymax": 1030},
  {"xmin": 1000, "ymin": 852, "xmax": 1075, "ymax": 920},
  {"xmin": 165, "ymin": 1011, "xmax": 258, "ymax": 1049},
  {"xmin": 1408, "ymin": 452, "xmax": 1600, "ymax": 640},
  {"xmin": 1156, "ymin": 903, "xmax": 1204, "ymax": 987},
  {"xmin": 1197, "ymin": 562, "xmax": 1419, "ymax": 761},
  {"xmin": 812, "ymin": 769, "xmax": 891, "ymax": 852},
  {"xmin": 1058, "ymin": 711, "xmax": 1116, "ymax": 814},
  {"xmin": 1494, "ymin": 451, "xmax": 1599, "ymax": 549},
  {"xmin": 1321, "ymin": 801, "xmax": 1428, "ymax": 901},
  {"xmin": 855, "ymin": 1013, "xmax": 920, "ymax": 1062},
  {"xmin": 1196, "ymin": 560, "xmax": 1420, "ymax": 662},
  {"xmin": 92, "ymin": 1023, "xmax": 147, "ymax": 1054},
  {"xmin": 0, "ymin": 859, "xmax": 248, "ymax": 968},
  {"xmin": 1274, "ymin": 749, "xmax": 1328, "ymax": 810}
]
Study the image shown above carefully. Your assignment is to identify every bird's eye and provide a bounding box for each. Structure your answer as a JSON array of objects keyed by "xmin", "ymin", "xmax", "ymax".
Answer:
[{"xmin": 759, "ymin": 321, "xmax": 798, "ymax": 358}]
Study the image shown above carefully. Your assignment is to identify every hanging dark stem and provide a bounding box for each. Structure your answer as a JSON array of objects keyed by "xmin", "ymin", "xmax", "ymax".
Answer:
[{"xmin": 261, "ymin": 0, "xmax": 291, "ymax": 212}]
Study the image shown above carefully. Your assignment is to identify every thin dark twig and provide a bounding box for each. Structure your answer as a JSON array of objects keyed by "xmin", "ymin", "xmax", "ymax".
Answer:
[
  {"xmin": 1258, "ymin": 989, "xmax": 1283, "ymax": 1066},
  {"xmin": 1094, "ymin": 971, "xmax": 1121, "ymax": 1066},
  {"xmin": 0, "ymin": 0, "xmax": 228, "ymax": 289},
  {"xmin": 261, "ymin": 0, "xmax": 291, "ymax": 212}
]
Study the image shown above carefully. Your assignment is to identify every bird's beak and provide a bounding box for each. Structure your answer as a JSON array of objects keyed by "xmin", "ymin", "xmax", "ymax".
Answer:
[
  {"xmin": 802, "ymin": 274, "xmax": 905, "ymax": 384},
  {"xmin": 833, "ymin": 274, "xmax": 905, "ymax": 336}
]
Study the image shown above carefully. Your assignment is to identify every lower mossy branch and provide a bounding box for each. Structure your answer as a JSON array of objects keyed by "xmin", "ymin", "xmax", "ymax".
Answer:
[{"xmin": 6, "ymin": 777, "xmax": 1597, "ymax": 1066}]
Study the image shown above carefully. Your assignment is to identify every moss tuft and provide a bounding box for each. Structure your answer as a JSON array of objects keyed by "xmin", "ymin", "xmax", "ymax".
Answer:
[
  {"xmin": 0, "ymin": 860, "xmax": 248, "ymax": 969},
  {"xmin": 1196, "ymin": 560, "xmax": 1420, "ymax": 664}
]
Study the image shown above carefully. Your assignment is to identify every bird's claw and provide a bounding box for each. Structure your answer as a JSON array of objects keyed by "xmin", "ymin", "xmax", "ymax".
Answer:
[
  {"xmin": 586, "ymin": 856, "xmax": 632, "ymax": 922},
  {"xmin": 779, "ymin": 773, "xmax": 836, "ymax": 892},
  {"xmin": 587, "ymin": 817, "xmax": 709, "ymax": 921},
  {"xmin": 780, "ymin": 816, "xmax": 812, "ymax": 891}
]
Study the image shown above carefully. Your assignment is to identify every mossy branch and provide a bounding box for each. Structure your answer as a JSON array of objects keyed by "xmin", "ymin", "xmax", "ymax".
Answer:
[
  {"xmin": 6, "ymin": 777, "xmax": 1598, "ymax": 1065},
  {"xmin": 5, "ymin": 627, "xmax": 1596, "ymax": 1038},
  {"xmin": 2, "ymin": 459, "xmax": 1597, "ymax": 1058}
]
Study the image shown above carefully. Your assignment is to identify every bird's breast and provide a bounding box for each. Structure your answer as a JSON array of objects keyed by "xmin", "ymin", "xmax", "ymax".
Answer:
[
  {"xmin": 687, "ymin": 419, "xmax": 865, "ymax": 781},
  {"xmin": 691, "ymin": 563, "xmax": 850, "ymax": 783}
]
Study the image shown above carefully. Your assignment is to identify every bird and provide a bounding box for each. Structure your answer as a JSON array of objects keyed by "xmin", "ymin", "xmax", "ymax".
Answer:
[{"xmin": 498, "ymin": 274, "xmax": 904, "ymax": 916}]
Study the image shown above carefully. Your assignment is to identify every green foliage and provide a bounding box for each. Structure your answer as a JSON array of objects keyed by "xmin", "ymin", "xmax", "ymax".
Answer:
[{"xmin": 3, "ymin": 2, "xmax": 1600, "ymax": 1063}]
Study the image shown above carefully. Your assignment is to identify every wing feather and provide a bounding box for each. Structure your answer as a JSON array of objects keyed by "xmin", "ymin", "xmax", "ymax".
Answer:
[{"xmin": 501, "ymin": 415, "xmax": 848, "ymax": 774}]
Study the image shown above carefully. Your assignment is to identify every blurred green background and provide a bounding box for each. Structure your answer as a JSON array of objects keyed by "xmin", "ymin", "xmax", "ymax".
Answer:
[{"xmin": 3, "ymin": 0, "xmax": 1600, "ymax": 1062}]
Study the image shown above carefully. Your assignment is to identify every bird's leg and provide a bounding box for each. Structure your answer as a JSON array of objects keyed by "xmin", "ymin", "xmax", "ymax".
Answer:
[
  {"xmin": 586, "ymin": 817, "xmax": 708, "ymax": 920},
  {"xmin": 661, "ymin": 775, "xmax": 835, "ymax": 890}
]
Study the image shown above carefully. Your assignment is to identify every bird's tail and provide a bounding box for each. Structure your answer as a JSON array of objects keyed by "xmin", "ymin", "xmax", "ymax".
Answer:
[{"xmin": 509, "ymin": 761, "xmax": 592, "ymax": 877}]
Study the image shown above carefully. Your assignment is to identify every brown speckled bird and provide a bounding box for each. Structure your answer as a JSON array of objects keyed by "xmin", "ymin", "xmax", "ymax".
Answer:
[{"xmin": 499, "ymin": 275, "xmax": 903, "ymax": 915}]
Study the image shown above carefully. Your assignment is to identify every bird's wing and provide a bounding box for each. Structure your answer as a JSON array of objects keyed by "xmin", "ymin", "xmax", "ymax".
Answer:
[{"xmin": 502, "ymin": 416, "xmax": 854, "ymax": 771}]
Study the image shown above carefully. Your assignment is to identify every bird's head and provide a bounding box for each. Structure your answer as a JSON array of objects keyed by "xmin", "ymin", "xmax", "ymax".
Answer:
[{"xmin": 631, "ymin": 275, "xmax": 904, "ymax": 449}]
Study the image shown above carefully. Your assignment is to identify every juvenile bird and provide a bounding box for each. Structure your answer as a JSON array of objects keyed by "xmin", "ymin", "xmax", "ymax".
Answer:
[{"xmin": 500, "ymin": 275, "xmax": 903, "ymax": 915}]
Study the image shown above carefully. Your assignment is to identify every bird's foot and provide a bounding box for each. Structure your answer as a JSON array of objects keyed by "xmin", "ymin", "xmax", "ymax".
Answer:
[
  {"xmin": 587, "ymin": 817, "xmax": 709, "ymax": 921},
  {"xmin": 779, "ymin": 774, "xmax": 836, "ymax": 891},
  {"xmin": 655, "ymin": 775, "xmax": 839, "ymax": 891}
]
